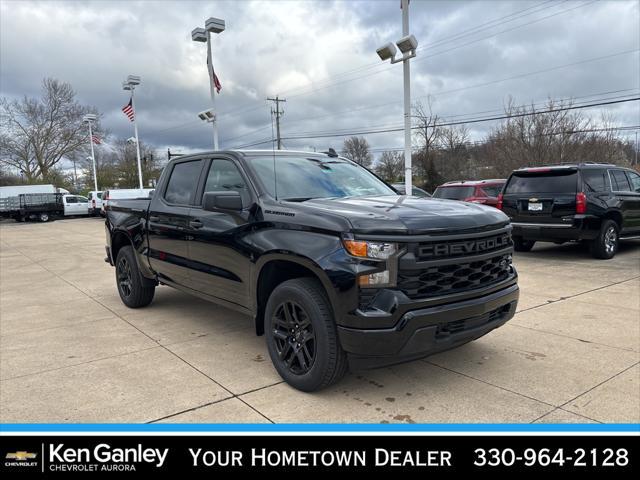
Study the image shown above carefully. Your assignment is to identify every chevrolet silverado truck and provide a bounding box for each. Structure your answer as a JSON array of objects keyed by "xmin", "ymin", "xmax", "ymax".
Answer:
[{"xmin": 105, "ymin": 150, "xmax": 519, "ymax": 391}]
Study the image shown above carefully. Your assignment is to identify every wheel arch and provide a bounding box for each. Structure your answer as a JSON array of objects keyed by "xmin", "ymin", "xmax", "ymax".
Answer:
[{"xmin": 253, "ymin": 254, "xmax": 337, "ymax": 336}]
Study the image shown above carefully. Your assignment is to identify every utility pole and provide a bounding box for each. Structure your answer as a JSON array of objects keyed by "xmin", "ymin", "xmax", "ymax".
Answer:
[
  {"xmin": 401, "ymin": 0, "xmax": 412, "ymax": 195},
  {"xmin": 267, "ymin": 96, "xmax": 286, "ymax": 149}
]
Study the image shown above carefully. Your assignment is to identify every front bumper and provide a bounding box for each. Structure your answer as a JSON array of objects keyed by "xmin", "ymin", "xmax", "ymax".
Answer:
[{"xmin": 338, "ymin": 283, "xmax": 519, "ymax": 369}]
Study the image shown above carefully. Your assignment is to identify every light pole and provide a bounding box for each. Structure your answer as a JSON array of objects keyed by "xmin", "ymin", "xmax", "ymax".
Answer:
[
  {"xmin": 122, "ymin": 75, "xmax": 144, "ymax": 189},
  {"xmin": 192, "ymin": 17, "xmax": 225, "ymax": 150},
  {"xmin": 376, "ymin": 0, "xmax": 417, "ymax": 195},
  {"xmin": 83, "ymin": 114, "xmax": 98, "ymax": 192}
]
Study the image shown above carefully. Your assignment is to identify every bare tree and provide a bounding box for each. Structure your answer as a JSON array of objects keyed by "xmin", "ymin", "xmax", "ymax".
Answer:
[
  {"xmin": 374, "ymin": 151, "xmax": 404, "ymax": 182},
  {"xmin": 111, "ymin": 139, "xmax": 161, "ymax": 188},
  {"xmin": 342, "ymin": 136, "xmax": 372, "ymax": 167},
  {"xmin": 412, "ymin": 98, "xmax": 441, "ymax": 183},
  {"xmin": 0, "ymin": 78, "xmax": 99, "ymax": 182},
  {"xmin": 437, "ymin": 124, "xmax": 470, "ymax": 180}
]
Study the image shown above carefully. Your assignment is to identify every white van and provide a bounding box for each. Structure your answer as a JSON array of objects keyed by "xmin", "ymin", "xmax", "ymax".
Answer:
[
  {"xmin": 102, "ymin": 188, "xmax": 153, "ymax": 214},
  {"xmin": 62, "ymin": 195, "xmax": 89, "ymax": 216},
  {"xmin": 87, "ymin": 191, "xmax": 104, "ymax": 216}
]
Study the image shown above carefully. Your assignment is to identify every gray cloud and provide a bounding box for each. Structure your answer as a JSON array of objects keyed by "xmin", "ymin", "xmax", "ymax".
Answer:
[{"xmin": 1, "ymin": 0, "xmax": 638, "ymax": 161}]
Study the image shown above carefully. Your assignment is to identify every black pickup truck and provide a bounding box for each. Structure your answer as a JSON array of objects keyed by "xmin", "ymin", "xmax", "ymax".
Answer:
[{"xmin": 105, "ymin": 150, "xmax": 519, "ymax": 391}]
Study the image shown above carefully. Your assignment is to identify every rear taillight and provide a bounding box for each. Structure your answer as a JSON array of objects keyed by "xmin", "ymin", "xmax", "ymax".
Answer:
[
  {"xmin": 496, "ymin": 193, "xmax": 504, "ymax": 210},
  {"xmin": 576, "ymin": 192, "xmax": 587, "ymax": 214}
]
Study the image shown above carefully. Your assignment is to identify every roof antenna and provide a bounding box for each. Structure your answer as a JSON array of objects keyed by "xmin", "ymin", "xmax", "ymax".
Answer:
[{"xmin": 323, "ymin": 147, "xmax": 338, "ymax": 157}]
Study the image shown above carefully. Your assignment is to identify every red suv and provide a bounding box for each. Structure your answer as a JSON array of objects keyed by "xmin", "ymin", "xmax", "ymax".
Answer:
[{"xmin": 432, "ymin": 179, "xmax": 506, "ymax": 207}]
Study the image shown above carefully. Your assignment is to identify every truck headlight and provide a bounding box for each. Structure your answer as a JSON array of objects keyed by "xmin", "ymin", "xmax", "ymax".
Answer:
[
  {"xmin": 342, "ymin": 238, "xmax": 397, "ymax": 259},
  {"xmin": 342, "ymin": 237, "xmax": 398, "ymax": 287}
]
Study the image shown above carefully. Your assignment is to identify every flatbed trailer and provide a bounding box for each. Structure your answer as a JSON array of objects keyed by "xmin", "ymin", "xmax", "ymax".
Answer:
[{"xmin": 0, "ymin": 193, "xmax": 64, "ymax": 222}]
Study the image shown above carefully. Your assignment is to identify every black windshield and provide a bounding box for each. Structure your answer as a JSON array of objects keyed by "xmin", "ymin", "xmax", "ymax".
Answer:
[{"xmin": 246, "ymin": 155, "xmax": 396, "ymax": 199}]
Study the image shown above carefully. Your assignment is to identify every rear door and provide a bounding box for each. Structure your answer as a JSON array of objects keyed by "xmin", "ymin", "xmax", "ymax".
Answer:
[
  {"xmin": 147, "ymin": 158, "xmax": 204, "ymax": 286},
  {"xmin": 624, "ymin": 170, "xmax": 640, "ymax": 232},
  {"xmin": 609, "ymin": 169, "xmax": 640, "ymax": 233},
  {"xmin": 502, "ymin": 168, "xmax": 578, "ymax": 224},
  {"xmin": 184, "ymin": 157, "xmax": 254, "ymax": 308}
]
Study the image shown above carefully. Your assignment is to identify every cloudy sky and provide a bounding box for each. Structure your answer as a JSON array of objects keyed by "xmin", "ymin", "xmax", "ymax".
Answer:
[{"xmin": 1, "ymin": 0, "xmax": 639, "ymax": 162}]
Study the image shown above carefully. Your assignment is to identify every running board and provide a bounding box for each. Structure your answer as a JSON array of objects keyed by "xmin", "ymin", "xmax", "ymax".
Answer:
[{"xmin": 620, "ymin": 235, "xmax": 640, "ymax": 240}]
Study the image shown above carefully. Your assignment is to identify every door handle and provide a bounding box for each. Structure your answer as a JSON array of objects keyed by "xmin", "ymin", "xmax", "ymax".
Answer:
[
  {"xmin": 189, "ymin": 219, "xmax": 203, "ymax": 229},
  {"xmin": 149, "ymin": 216, "xmax": 160, "ymax": 222}
]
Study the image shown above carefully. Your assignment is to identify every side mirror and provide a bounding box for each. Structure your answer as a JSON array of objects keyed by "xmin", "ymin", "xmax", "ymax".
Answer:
[{"xmin": 203, "ymin": 191, "xmax": 243, "ymax": 212}]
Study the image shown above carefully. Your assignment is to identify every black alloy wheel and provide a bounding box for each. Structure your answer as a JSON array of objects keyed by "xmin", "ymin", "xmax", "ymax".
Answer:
[
  {"xmin": 272, "ymin": 300, "xmax": 316, "ymax": 375},
  {"xmin": 117, "ymin": 256, "xmax": 133, "ymax": 298}
]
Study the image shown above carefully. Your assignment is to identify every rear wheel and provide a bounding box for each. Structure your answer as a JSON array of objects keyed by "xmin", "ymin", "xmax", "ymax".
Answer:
[
  {"xmin": 265, "ymin": 278, "xmax": 347, "ymax": 392},
  {"xmin": 38, "ymin": 212, "xmax": 50, "ymax": 222},
  {"xmin": 513, "ymin": 236, "xmax": 535, "ymax": 252},
  {"xmin": 591, "ymin": 219, "xmax": 619, "ymax": 259},
  {"xmin": 115, "ymin": 246, "xmax": 155, "ymax": 307}
]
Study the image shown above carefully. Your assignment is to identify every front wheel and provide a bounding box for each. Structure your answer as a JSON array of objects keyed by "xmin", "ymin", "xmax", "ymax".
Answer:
[
  {"xmin": 265, "ymin": 278, "xmax": 347, "ymax": 392},
  {"xmin": 513, "ymin": 236, "xmax": 535, "ymax": 252},
  {"xmin": 591, "ymin": 219, "xmax": 619, "ymax": 259},
  {"xmin": 115, "ymin": 246, "xmax": 155, "ymax": 307}
]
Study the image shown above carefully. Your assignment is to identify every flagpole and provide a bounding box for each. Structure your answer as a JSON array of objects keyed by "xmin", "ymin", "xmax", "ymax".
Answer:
[
  {"xmin": 87, "ymin": 121, "xmax": 98, "ymax": 192},
  {"xmin": 206, "ymin": 30, "xmax": 219, "ymax": 150},
  {"xmin": 130, "ymin": 89, "xmax": 144, "ymax": 189}
]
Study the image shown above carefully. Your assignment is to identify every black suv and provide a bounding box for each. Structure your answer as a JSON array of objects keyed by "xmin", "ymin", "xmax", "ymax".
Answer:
[{"xmin": 499, "ymin": 163, "xmax": 640, "ymax": 259}]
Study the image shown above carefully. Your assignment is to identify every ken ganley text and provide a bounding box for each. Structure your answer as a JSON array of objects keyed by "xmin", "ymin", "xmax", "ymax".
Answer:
[{"xmin": 190, "ymin": 448, "xmax": 452, "ymax": 468}]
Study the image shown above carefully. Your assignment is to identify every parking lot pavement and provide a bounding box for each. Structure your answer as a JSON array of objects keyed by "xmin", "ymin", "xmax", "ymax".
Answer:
[{"xmin": 0, "ymin": 218, "xmax": 638, "ymax": 424}]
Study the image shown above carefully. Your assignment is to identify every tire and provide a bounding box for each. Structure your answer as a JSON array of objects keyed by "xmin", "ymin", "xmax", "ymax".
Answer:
[
  {"xmin": 115, "ymin": 245, "xmax": 155, "ymax": 308},
  {"xmin": 264, "ymin": 278, "xmax": 347, "ymax": 392},
  {"xmin": 38, "ymin": 212, "xmax": 50, "ymax": 222},
  {"xmin": 513, "ymin": 236, "xmax": 535, "ymax": 252},
  {"xmin": 590, "ymin": 219, "xmax": 619, "ymax": 259}
]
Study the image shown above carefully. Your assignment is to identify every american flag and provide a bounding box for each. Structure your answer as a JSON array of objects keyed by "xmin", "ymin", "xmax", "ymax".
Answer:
[
  {"xmin": 122, "ymin": 98, "xmax": 135, "ymax": 122},
  {"xmin": 207, "ymin": 55, "xmax": 222, "ymax": 94},
  {"xmin": 91, "ymin": 134, "xmax": 101, "ymax": 145}
]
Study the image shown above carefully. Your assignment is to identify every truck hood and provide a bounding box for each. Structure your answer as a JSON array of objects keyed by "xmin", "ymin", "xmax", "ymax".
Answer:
[{"xmin": 294, "ymin": 195, "xmax": 509, "ymax": 235}]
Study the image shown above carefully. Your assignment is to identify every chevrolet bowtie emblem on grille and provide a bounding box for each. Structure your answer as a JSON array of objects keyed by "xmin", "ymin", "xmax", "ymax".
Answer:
[
  {"xmin": 529, "ymin": 198, "xmax": 538, "ymax": 202},
  {"xmin": 6, "ymin": 451, "xmax": 37, "ymax": 461}
]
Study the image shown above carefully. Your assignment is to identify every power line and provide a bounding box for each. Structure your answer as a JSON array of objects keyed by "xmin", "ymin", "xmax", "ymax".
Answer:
[
  {"xmin": 212, "ymin": 0, "xmax": 597, "ymax": 121},
  {"xmin": 280, "ymin": 0, "xmax": 568, "ymax": 99},
  {"xmin": 282, "ymin": 0, "xmax": 599, "ymax": 101},
  {"xmin": 227, "ymin": 50, "xmax": 639, "ymax": 146},
  {"xmin": 231, "ymin": 97, "xmax": 639, "ymax": 147},
  {"xmin": 279, "ymin": 92, "xmax": 640, "ymax": 138},
  {"xmin": 230, "ymin": 92, "xmax": 639, "ymax": 147}
]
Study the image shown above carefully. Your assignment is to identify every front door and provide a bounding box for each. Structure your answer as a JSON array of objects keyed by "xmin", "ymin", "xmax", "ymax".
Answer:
[
  {"xmin": 185, "ymin": 157, "xmax": 254, "ymax": 308},
  {"xmin": 147, "ymin": 158, "xmax": 204, "ymax": 286}
]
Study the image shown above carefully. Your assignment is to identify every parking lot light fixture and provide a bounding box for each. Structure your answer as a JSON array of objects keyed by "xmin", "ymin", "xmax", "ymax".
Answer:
[
  {"xmin": 192, "ymin": 16, "xmax": 225, "ymax": 150},
  {"xmin": 83, "ymin": 114, "xmax": 98, "ymax": 192},
  {"xmin": 122, "ymin": 75, "xmax": 144, "ymax": 189},
  {"xmin": 375, "ymin": 0, "xmax": 417, "ymax": 195}
]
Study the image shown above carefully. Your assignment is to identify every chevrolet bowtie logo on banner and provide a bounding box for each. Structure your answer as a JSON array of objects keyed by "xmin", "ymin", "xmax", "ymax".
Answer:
[
  {"xmin": 6, "ymin": 451, "xmax": 37, "ymax": 461},
  {"xmin": 4, "ymin": 450, "xmax": 39, "ymax": 471}
]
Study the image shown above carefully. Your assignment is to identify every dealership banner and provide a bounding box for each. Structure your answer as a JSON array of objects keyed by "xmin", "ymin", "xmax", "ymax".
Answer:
[{"xmin": 0, "ymin": 434, "xmax": 636, "ymax": 476}]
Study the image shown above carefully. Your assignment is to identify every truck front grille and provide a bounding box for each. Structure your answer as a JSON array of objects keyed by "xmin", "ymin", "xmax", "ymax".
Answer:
[{"xmin": 397, "ymin": 252, "xmax": 511, "ymax": 300}]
